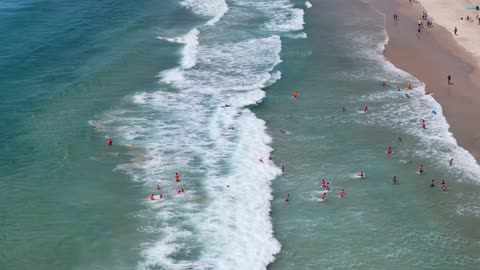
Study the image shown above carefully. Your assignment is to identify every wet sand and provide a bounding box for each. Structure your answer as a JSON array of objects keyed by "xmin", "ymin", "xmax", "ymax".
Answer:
[{"xmin": 377, "ymin": 0, "xmax": 480, "ymax": 161}]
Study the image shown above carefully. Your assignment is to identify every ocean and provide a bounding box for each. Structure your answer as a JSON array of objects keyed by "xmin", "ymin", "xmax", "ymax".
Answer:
[{"xmin": 1, "ymin": 0, "xmax": 480, "ymax": 269}]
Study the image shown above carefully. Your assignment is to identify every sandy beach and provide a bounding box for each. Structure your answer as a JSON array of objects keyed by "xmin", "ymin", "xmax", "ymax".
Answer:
[{"xmin": 378, "ymin": 0, "xmax": 480, "ymax": 161}]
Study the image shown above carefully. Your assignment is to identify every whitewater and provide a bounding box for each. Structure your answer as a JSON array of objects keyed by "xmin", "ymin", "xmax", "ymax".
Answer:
[{"xmin": 90, "ymin": 0, "xmax": 306, "ymax": 269}]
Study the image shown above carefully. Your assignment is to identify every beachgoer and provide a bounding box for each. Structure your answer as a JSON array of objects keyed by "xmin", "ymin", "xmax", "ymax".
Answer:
[
  {"xmin": 107, "ymin": 138, "xmax": 113, "ymax": 146},
  {"xmin": 321, "ymin": 192, "xmax": 327, "ymax": 200},
  {"xmin": 321, "ymin": 179, "xmax": 326, "ymax": 188},
  {"xmin": 449, "ymin": 158, "xmax": 453, "ymax": 166},
  {"xmin": 363, "ymin": 106, "xmax": 368, "ymax": 112},
  {"xmin": 430, "ymin": 179, "xmax": 435, "ymax": 187},
  {"xmin": 342, "ymin": 106, "xmax": 346, "ymax": 112},
  {"xmin": 448, "ymin": 74, "xmax": 452, "ymax": 84},
  {"xmin": 387, "ymin": 147, "xmax": 392, "ymax": 154},
  {"xmin": 285, "ymin": 194, "xmax": 289, "ymax": 201},
  {"xmin": 339, "ymin": 189, "xmax": 346, "ymax": 197},
  {"xmin": 269, "ymin": 155, "xmax": 272, "ymax": 161},
  {"xmin": 160, "ymin": 194, "xmax": 163, "ymax": 199},
  {"xmin": 422, "ymin": 119, "xmax": 426, "ymax": 129},
  {"xmin": 394, "ymin": 14, "xmax": 398, "ymax": 21},
  {"xmin": 150, "ymin": 194, "xmax": 155, "ymax": 200},
  {"xmin": 398, "ymin": 137, "xmax": 403, "ymax": 143},
  {"xmin": 259, "ymin": 158, "xmax": 264, "ymax": 163},
  {"xmin": 454, "ymin": 27, "xmax": 457, "ymax": 35},
  {"xmin": 293, "ymin": 91, "xmax": 299, "ymax": 99},
  {"xmin": 405, "ymin": 93, "xmax": 411, "ymax": 98},
  {"xmin": 175, "ymin": 172, "xmax": 181, "ymax": 182},
  {"xmin": 156, "ymin": 185, "xmax": 161, "ymax": 190},
  {"xmin": 418, "ymin": 165, "xmax": 424, "ymax": 174},
  {"xmin": 280, "ymin": 129, "xmax": 287, "ymax": 134},
  {"xmin": 441, "ymin": 181, "xmax": 446, "ymax": 191},
  {"xmin": 181, "ymin": 188, "xmax": 184, "ymax": 193},
  {"xmin": 325, "ymin": 182, "xmax": 330, "ymax": 191},
  {"xmin": 359, "ymin": 171, "xmax": 365, "ymax": 178},
  {"xmin": 392, "ymin": 176, "xmax": 398, "ymax": 184},
  {"xmin": 281, "ymin": 165, "xmax": 285, "ymax": 173},
  {"xmin": 397, "ymin": 86, "xmax": 401, "ymax": 91}
]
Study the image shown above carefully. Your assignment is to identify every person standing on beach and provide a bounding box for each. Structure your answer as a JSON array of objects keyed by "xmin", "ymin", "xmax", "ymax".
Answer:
[
  {"xmin": 454, "ymin": 27, "xmax": 458, "ymax": 35},
  {"xmin": 394, "ymin": 14, "xmax": 398, "ymax": 22},
  {"xmin": 448, "ymin": 74, "xmax": 452, "ymax": 84},
  {"xmin": 449, "ymin": 158, "xmax": 453, "ymax": 166}
]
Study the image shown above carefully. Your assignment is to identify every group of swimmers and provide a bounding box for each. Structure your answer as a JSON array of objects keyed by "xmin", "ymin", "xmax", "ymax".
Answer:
[
  {"xmin": 283, "ymin": 85, "xmax": 451, "ymax": 202},
  {"xmin": 149, "ymin": 173, "xmax": 186, "ymax": 200}
]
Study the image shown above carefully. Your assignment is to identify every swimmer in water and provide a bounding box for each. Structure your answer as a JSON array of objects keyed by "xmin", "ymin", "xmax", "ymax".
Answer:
[
  {"xmin": 405, "ymin": 93, "xmax": 411, "ymax": 98},
  {"xmin": 285, "ymin": 194, "xmax": 289, "ymax": 201},
  {"xmin": 259, "ymin": 158, "xmax": 264, "ymax": 163},
  {"xmin": 441, "ymin": 181, "xmax": 446, "ymax": 191},
  {"xmin": 418, "ymin": 165, "xmax": 424, "ymax": 174},
  {"xmin": 342, "ymin": 107, "xmax": 346, "ymax": 112},
  {"xmin": 280, "ymin": 129, "xmax": 287, "ymax": 134},
  {"xmin": 398, "ymin": 137, "xmax": 403, "ymax": 143},
  {"xmin": 397, "ymin": 86, "xmax": 401, "ymax": 91},
  {"xmin": 392, "ymin": 176, "xmax": 398, "ymax": 184},
  {"xmin": 281, "ymin": 165, "xmax": 285, "ymax": 173},
  {"xmin": 175, "ymin": 172, "xmax": 181, "ymax": 182},
  {"xmin": 449, "ymin": 158, "xmax": 453, "ymax": 166},
  {"xmin": 363, "ymin": 106, "xmax": 368, "ymax": 112},
  {"xmin": 293, "ymin": 91, "xmax": 299, "ymax": 99},
  {"xmin": 150, "ymin": 194, "xmax": 155, "ymax": 200},
  {"xmin": 422, "ymin": 119, "xmax": 426, "ymax": 129},
  {"xmin": 107, "ymin": 138, "xmax": 113, "ymax": 146},
  {"xmin": 359, "ymin": 171, "xmax": 365, "ymax": 178},
  {"xmin": 269, "ymin": 155, "xmax": 272, "ymax": 161},
  {"xmin": 321, "ymin": 192, "xmax": 327, "ymax": 200},
  {"xmin": 430, "ymin": 179, "xmax": 435, "ymax": 187},
  {"xmin": 387, "ymin": 147, "xmax": 392, "ymax": 155},
  {"xmin": 181, "ymin": 188, "xmax": 184, "ymax": 193},
  {"xmin": 156, "ymin": 185, "xmax": 161, "ymax": 190},
  {"xmin": 339, "ymin": 189, "xmax": 346, "ymax": 197},
  {"xmin": 321, "ymin": 179, "xmax": 326, "ymax": 188},
  {"xmin": 325, "ymin": 182, "xmax": 330, "ymax": 191},
  {"xmin": 160, "ymin": 194, "xmax": 163, "ymax": 199}
]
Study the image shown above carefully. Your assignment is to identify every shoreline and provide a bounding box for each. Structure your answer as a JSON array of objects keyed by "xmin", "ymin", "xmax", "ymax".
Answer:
[{"xmin": 380, "ymin": 0, "xmax": 480, "ymax": 161}]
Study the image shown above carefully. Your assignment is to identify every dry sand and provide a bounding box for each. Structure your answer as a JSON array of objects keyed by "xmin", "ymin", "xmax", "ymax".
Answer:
[{"xmin": 421, "ymin": 0, "xmax": 480, "ymax": 59}]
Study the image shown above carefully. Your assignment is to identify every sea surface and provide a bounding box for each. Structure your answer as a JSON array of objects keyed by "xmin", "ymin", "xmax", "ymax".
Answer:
[{"xmin": 1, "ymin": 0, "xmax": 480, "ymax": 269}]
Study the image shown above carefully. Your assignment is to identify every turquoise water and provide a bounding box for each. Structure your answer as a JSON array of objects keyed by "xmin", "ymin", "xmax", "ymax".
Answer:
[{"xmin": 1, "ymin": 0, "xmax": 480, "ymax": 269}]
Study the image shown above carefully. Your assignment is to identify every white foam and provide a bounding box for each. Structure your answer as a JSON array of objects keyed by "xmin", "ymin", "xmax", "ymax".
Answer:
[
  {"xmin": 158, "ymin": 28, "xmax": 200, "ymax": 69},
  {"xmin": 239, "ymin": 0, "xmax": 305, "ymax": 32},
  {"xmin": 180, "ymin": 0, "xmax": 229, "ymax": 26},
  {"xmin": 94, "ymin": 34, "xmax": 285, "ymax": 269},
  {"xmin": 305, "ymin": 1, "xmax": 312, "ymax": 8}
]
